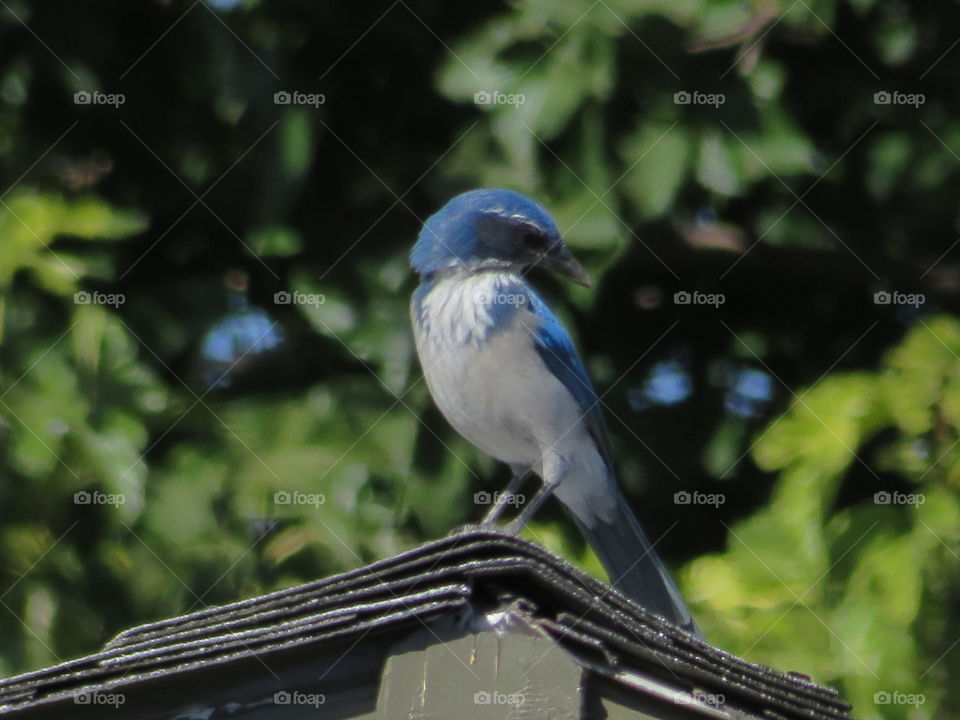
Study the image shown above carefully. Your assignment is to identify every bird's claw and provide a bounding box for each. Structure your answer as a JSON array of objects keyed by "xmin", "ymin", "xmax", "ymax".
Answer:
[{"xmin": 448, "ymin": 523, "xmax": 508, "ymax": 537}]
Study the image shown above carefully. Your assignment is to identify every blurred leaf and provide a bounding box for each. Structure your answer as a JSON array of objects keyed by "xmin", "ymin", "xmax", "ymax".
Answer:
[
  {"xmin": 248, "ymin": 225, "xmax": 303, "ymax": 257},
  {"xmin": 696, "ymin": 131, "xmax": 742, "ymax": 196},
  {"xmin": 619, "ymin": 123, "xmax": 690, "ymax": 218},
  {"xmin": 279, "ymin": 108, "xmax": 315, "ymax": 180}
]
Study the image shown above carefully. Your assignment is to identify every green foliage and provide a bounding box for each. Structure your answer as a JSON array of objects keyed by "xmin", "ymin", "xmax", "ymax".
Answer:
[
  {"xmin": 437, "ymin": 0, "xmax": 818, "ymax": 263},
  {"xmin": 685, "ymin": 318, "xmax": 960, "ymax": 719},
  {"xmin": 0, "ymin": 190, "xmax": 146, "ymax": 297}
]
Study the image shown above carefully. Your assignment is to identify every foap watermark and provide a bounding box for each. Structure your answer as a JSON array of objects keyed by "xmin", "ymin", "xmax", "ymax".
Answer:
[
  {"xmin": 474, "ymin": 490, "xmax": 525, "ymax": 508},
  {"xmin": 874, "ymin": 691, "xmax": 925, "ymax": 708},
  {"xmin": 477, "ymin": 291, "xmax": 527, "ymax": 306},
  {"xmin": 273, "ymin": 691, "xmax": 326, "ymax": 708},
  {"xmin": 74, "ymin": 691, "xmax": 125, "ymax": 708},
  {"xmin": 874, "ymin": 490, "xmax": 924, "ymax": 506},
  {"xmin": 473, "ymin": 90, "xmax": 525, "ymax": 107},
  {"xmin": 274, "ymin": 290, "xmax": 325, "ymax": 306},
  {"xmin": 874, "ymin": 90, "xmax": 925, "ymax": 108},
  {"xmin": 674, "ymin": 290, "xmax": 725, "ymax": 308},
  {"xmin": 74, "ymin": 490, "xmax": 125, "ymax": 507},
  {"xmin": 674, "ymin": 690, "xmax": 725, "ymax": 708},
  {"xmin": 274, "ymin": 490, "xmax": 326, "ymax": 508},
  {"xmin": 674, "ymin": 490, "xmax": 725, "ymax": 508},
  {"xmin": 873, "ymin": 290, "xmax": 924, "ymax": 308},
  {"xmin": 674, "ymin": 90, "xmax": 725, "ymax": 108},
  {"xmin": 473, "ymin": 690, "xmax": 525, "ymax": 707},
  {"xmin": 74, "ymin": 290, "xmax": 125, "ymax": 308},
  {"xmin": 274, "ymin": 90, "xmax": 325, "ymax": 107},
  {"xmin": 74, "ymin": 90, "xmax": 125, "ymax": 108}
]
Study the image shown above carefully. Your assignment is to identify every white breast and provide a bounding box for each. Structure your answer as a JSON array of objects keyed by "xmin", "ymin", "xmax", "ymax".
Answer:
[
  {"xmin": 414, "ymin": 273, "xmax": 496, "ymax": 351},
  {"xmin": 412, "ymin": 273, "xmax": 582, "ymax": 466}
]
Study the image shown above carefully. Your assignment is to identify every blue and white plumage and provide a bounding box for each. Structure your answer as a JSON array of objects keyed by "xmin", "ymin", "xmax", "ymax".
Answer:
[{"xmin": 410, "ymin": 188, "xmax": 699, "ymax": 635}]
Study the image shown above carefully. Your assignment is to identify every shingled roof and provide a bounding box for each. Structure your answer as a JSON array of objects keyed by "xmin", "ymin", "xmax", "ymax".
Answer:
[{"xmin": 0, "ymin": 530, "xmax": 854, "ymax": 719}]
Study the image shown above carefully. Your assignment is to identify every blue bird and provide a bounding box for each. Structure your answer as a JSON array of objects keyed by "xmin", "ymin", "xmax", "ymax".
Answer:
[{"xmin": 410, "ymin": 188, "xmax": 700, "ymax": 636}]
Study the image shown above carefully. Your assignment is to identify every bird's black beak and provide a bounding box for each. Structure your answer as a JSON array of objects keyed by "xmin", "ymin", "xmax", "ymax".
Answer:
[{"xmin": 544, "ymin": 244, "xmax": 592, "ymax": 288}]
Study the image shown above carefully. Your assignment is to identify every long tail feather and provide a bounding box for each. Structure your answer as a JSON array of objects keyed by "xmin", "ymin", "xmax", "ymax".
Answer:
[{"xmin": 568, "ymin": 486, "xmax": 702, "ymax": 638}]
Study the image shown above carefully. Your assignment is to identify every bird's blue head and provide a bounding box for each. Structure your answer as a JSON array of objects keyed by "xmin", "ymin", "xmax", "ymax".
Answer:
[{"xmin": 410, "ymin": 188, "xmax": 591, "ymax": 287}]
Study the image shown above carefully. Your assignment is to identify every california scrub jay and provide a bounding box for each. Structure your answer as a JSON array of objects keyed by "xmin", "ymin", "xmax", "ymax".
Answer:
[{"xmin": 410, "ymin": 188, "xmax": 700, "ymax": 636}]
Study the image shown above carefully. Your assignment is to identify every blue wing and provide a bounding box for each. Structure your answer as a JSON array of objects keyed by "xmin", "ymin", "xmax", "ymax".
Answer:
[{"xmin": 522, "ymin": 287, "xmax": 615, "ymax": 470}]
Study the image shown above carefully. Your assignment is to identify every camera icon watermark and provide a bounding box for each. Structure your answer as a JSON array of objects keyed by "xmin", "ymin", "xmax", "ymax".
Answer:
[
  {"xmin": 873, "ymin": 490, "xmax": 924, "ymax": 506},
  {"xmin": 74, "ymin": 490, "xmax": 126, "ymax": 507},
  {"xmin": 74, "ymin": 290, "xmax": 125, "ymax": 308},
  {"xmin": 273, "ymin": 690, "xmax": 326, "ymax": 707},
  {"xmin": 473, "ymin": 490, "xmax": 525, "ymax": 508},
  {"xmin": 873, "ymin": 90, "xmax": 925, "ymax": 108},
  {"xmin": 274, "ymin": 490, "xmax": 326, "ymax": 508},
  {"xmin": 476, "ymin": 291, "xmax": 527, "ymax": 306},
  {"xmin": 74, "ymin": 90, "xmax": 125, "ymax": 108},
  {"xmin": 74, "ymin": 691, "xmax": 125, "ymax": 707},
  {"xmin": 274, "ymin": 290, "xmax": 325, "ymax": 306},
  {"xmin": 473, "ymin": 90, "xmax": 525, "ymax": 107},
  {"xmin": 674, "ymin": 90, "xmax": 725, "ymax": 108},
  {"xmin": 874, "ymin": 690, "xmax": 925, "ymax": 707},
  {"xmin": 674, "ymin": 690, "xmax": 725, "ymax": 708},
  {"xmin": 273, "ymin": 90, "xmax": 325, "ymax": 107},
  {"xmin": 674, "ymin": 490, "xmax": 725, "ymax": 508},
  {"xmin": 674, "ymin": 290, "xmax": 725, "ymax": 308},
  {"xmin": 873, "ymin": 290, "xmax": 924, "ymax": 307},
  {"xmin": 473, "ymin": 690, "xmax": 525, "ymax": 707}
]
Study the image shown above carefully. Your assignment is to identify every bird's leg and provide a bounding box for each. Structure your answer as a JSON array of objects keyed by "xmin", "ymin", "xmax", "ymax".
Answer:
[
  {"xmin": 504, "ymin": 453, "xmax": 566, "ymax": 535},
  {"xmin": 481, "ymin": 463, "xmax": 530, "ymax": 525}
]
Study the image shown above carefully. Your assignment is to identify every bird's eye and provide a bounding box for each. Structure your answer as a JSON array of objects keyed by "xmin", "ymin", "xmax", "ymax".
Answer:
[{"xmin": 522, "ymin": 229, "xmax": 548, "ymax": 250}]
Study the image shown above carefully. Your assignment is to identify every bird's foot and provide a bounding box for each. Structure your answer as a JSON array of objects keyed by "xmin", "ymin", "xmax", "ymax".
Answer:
[
  {"xmin": 448, "ymin": 523, "xmax": 507, "ymax": 537},
  {"xmin": 501, "ymin": 519, "xmax": 525, "ymax": 536}
]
